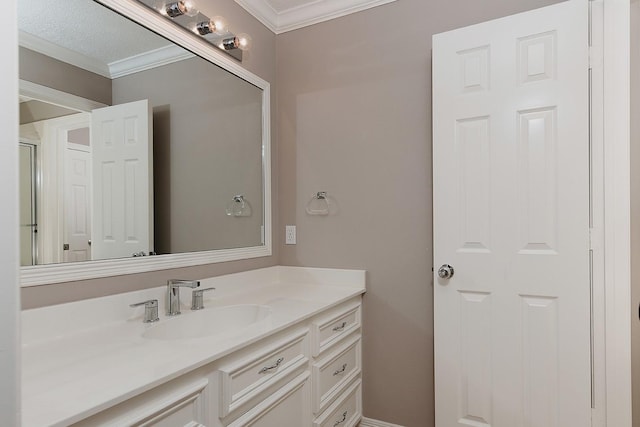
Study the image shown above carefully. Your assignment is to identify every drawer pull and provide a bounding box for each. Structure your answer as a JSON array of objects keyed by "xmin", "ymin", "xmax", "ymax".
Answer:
[
  {"xmin": 333, "ymin": 411, "xmax": 348, "ymax": 426},
  {"xmin": 332, "ymin": 322, "xmax": 347, "ymax": 332},
  {"xmin": 333, "ymin": 363, "xmax": 348, "ymax": 376},
  {"xmin": 258, "ymin": 357, "xmax": 284, "ymax": 374}
]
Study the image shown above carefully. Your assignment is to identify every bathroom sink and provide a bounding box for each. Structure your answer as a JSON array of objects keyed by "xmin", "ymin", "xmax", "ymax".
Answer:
[{"xmin": 142, "ymin": 304, "xmax": 272, "ymax": 341}]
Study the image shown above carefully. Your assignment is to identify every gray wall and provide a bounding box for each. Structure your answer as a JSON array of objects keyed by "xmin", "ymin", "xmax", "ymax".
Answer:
[
  {"xmin": 113, "ymin": 56, "xmax": 264, "ymax": 254},
  {"xmin": 21, "ymin": 0, "xmax": 277, "ymax": 308},
  {"xmin": 19, "ymin": 47, "xmax": 112, "ymax": 105},
  {"xmin": 276, "ymin": 0, "xmax": 561, "ymax": 425}
]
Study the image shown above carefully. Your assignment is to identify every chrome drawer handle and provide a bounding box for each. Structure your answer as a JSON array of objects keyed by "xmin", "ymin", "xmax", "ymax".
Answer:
[
  {"xmin": 332, "ymin": 322, "xmax": 347, "ymax": 332},
  {"xmin": 333, "ymin": 411, "xmax": 348, "ymax": 426},
  {"xmin": 333, "ymin": 363, "xmax": 347, "ymax": 376},
  {"xmin": 258, "ymin": 357, "xmax": 284, "ymax": 374}
]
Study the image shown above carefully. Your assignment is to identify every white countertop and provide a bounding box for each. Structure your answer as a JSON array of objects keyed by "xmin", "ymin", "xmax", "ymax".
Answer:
[{"xmin": 21, "ymin": 266, "xmax": 365, "ymax": 427}]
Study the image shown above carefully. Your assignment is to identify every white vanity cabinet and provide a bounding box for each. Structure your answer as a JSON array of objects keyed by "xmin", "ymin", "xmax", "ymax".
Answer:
[
  {"xmin": 68, "ymin": 296, "xmax": 362, "ymax": 427},
  {"xmin": 212, "ymin": 298, "xmax": 363, "ymax": 427}
]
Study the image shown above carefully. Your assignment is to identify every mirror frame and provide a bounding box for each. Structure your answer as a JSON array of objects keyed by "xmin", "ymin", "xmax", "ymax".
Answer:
[{"xmin": 20, "ymin": 0, "xmax": 272, "ymax": 287}]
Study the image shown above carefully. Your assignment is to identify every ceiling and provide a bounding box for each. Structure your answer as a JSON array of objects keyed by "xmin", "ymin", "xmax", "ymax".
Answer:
[{"xmin": 234, "ymin": 0, "xmax": 397, "ymax": 34}]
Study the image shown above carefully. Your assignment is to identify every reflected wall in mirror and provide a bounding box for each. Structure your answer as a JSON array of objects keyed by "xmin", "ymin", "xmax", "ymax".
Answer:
[{"xmin": 18, "ymin": 0, "xmax": 266, "ymax": 270}]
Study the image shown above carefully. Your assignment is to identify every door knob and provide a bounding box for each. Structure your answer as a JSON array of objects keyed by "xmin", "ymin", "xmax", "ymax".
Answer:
[{"xmin": 438, "ymin": 264, "xmax": 454, "ymax": 279}]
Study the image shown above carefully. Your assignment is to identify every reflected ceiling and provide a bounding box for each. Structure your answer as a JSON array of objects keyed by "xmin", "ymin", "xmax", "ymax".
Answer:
[{"xmin": 18, "ymin": 0, "xmax": 172, "ymax": 76}]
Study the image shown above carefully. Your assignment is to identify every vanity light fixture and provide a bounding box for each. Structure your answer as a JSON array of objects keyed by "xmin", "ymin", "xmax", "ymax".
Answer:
[
  {"xmin": 144, "ymin": 0, "xmax": 252, "ymax": 58},
  {"xmin": 221, "ymin": 33, "xmax": 253, "ymax": 51}
]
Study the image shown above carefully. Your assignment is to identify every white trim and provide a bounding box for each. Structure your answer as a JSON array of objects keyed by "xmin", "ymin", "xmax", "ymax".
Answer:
[
  {"xmin": 19, "ymin": 80, "xmax": 107, "ymax": 112},
  {"xmin": 22, "ymin": 244, "xmax": 272, "ymax": 287},
  {"xmin": 19, "ymin": 30, "xmax": 111, "ymax": 78},
  {"xmin": 20, "ymin": 0, "xmax": 273, "ymax": 287},
  {"xmin": 1, "ymin": 1, "xmax": 20, "ymax": 425},
  {"xmin": 602, "ymin": 1, "xmax": 633, "ymax": 426},
  {"xmin": 234, "ymin": 0, "xmax": 397, "ymax": 34},
  {"xmin": 588, "ymin": 1, "xmax": 606, "ymax": 426},
  {"xmin": 359, "ymin": 417, "xmax": 404, "ymax": 427},
  {"xmin": 108, "ymin": 44, "xmax": 195, "ymax": 79},
  {"xmin": 20, "ymin": 30, "xmax": 198, "ymax": 80}
]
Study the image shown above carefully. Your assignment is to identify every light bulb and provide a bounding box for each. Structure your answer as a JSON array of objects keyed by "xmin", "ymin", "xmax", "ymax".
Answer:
[
  {"xmin": 236, "ymin": 33, "xmax": 252, "ymax": 51},
  {"xmin": 154, "ymin": 0, "xmax": 168, "ymax": 15},
  {"xmin": 211, "ymin": 16, "xmax": 227, "ymax": 34},
  {"xmin": 182, "ymin": 0, "xmax": 199, "ymax": 17}
]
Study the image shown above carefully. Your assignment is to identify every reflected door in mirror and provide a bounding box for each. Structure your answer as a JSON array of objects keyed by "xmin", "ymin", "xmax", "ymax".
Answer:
[{"xmin": 91, "ymin": 100, "xmax": 153, "ymax": 260}]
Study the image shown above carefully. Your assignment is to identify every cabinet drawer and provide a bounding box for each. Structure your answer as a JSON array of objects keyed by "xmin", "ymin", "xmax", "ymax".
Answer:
[
  {"xmin": 72, "ymin": 378, "xmax": 208, "ymax": 427},
  {"xmin": 311, "ymin": 302, "xmax": 361, "ymax": 357},
  {"xmin": 312, "ymin": 334, "xmax": 361, "ymax": 414},
  {"xmin": 218, "ymin": 330, "xmax": 309, "ymax": 418},
  {"xmin": 227, "ymin": 372, "xmax": 311, "ymax": 427},
  {"xmin": 313, "ymin": 378, "xmax": 361, "ymax": 427}
]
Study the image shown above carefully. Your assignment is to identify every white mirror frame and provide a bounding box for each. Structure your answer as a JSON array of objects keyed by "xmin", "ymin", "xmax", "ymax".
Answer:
[{"xmin": 20, "ymin": 0, "xmax": 272, "ymax": 287}]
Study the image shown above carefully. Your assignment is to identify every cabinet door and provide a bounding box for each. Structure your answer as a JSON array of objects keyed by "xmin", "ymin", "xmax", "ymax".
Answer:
[{"xmin": 227, "ymin": 372, "xmax": 311, "ymax": 427}]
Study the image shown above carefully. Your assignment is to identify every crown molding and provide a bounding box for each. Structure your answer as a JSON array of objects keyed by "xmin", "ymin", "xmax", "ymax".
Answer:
[
  {"xmin": 19, "ymin": 30, "xmax": 111, "ymax": 78},
  {"xmin": 108, "ymin": 44, "xmax": 195, "ymax": 78},
  {"xmin": 234, "ymin": 0, "xmax": 396, "ymax": 34}
]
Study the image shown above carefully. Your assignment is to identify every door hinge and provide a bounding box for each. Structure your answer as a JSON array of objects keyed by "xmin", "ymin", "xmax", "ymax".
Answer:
[
  {"xmin": 588, "ymin": 229, "xmax": 602, "ymax": 251},
  {"xmin": 588, "ymin": 46, "xmax": 601, "ymax": 70}
]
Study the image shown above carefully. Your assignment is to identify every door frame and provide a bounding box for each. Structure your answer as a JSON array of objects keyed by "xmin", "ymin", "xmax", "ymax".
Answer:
[
  {"xmin": 18, "ymin": 141, "xmax": 39, "ymax": 266},
  {"xmin": 1, "ymin": 1, "xmax": 19, "ymax": 424},
  {"xmin": 598, "ymin": 0, "xmax": 632, "ymax": 426}
]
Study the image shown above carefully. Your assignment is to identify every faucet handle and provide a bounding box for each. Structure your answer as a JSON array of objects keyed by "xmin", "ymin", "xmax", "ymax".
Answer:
[
  {"xmin": 191, "ymin": 287, "xmax": 216, "ymax": 311},
  {"xmin": 130, "ymin": 299, "xmax": 159, "ymax": 323}
]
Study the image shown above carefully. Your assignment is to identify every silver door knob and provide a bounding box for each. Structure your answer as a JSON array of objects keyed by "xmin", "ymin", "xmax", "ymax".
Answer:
[{"xmin": 438, "ymin": 264, "xmax": 454, "ymax": 279}]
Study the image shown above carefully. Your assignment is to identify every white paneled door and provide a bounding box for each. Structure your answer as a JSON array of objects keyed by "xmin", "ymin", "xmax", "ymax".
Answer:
[
  {"xmin": 91, "ymin": 99, "xmax": 153, "ymax": 260},
  {"xmin": 64, "ymin": 144, "xmax": 92, "ymax": 263},
  {"xmin": 433, "ymin": 1, "xmax": 590, "ymax": 427}
]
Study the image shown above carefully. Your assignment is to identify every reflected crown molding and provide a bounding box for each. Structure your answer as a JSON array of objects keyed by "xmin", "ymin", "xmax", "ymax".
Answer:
[
  {"xmin": 19, "ymin": 30, "xmax": 195, "ymax": 79},
  {"xmin": 19, "ymin": 30, "xmax": 111, "ymax": 78},
  {"xmin": 108, "ymin": 45, "xmax": 194, "ymax": 78}
]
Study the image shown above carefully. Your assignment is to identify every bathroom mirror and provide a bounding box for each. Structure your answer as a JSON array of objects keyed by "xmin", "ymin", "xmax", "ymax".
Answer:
[{"xmin": 18, "ymin": 0, "xmax": 272, "ymax": 286}]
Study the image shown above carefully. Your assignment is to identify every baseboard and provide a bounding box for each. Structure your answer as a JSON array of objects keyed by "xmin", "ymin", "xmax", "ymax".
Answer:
[{"xmin": 359, "ymin": 417, "xmax": 405, "ymax": 427}]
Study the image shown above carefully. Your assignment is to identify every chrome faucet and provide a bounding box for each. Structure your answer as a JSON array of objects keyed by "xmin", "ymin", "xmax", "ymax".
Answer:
[{"xmin": 167, "ymin": 279, "xmax": 200, "ymax": 316}]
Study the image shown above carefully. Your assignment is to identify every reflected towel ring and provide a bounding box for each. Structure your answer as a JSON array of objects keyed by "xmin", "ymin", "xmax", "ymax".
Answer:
[
  {"xmin": 306, "ymin": 191, "xmax": 330, "ymax": 216},
  {"xmin": 226, "ymin": 195, "xmax": 252, "ymax": 217}
]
